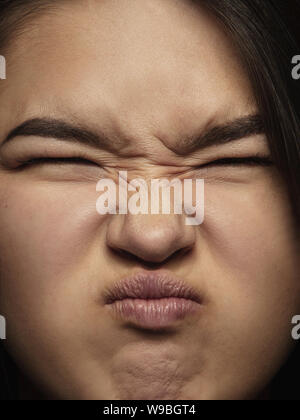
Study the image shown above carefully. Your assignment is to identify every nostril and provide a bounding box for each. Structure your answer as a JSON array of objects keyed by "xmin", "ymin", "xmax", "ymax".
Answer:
[
  {"xmin": 108, "ymin": 244, "xmax": 192, "ymax": 267},
  {"xmin": 110, "ymin": 248, "xmax": 141, "ymax": 263}
]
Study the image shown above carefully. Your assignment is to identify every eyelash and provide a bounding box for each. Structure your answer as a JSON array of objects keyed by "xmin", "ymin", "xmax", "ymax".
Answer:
[
  {"xmin": 18, "ymin": 157, "xmax": 97, "ymax": 167},
  {"xmin": 201, "ymin": 156, "xmax": 273, "ymax": 167},
  {"xmin": 17, "ymin": 156, "xmax": 273, "ymax": 168}
]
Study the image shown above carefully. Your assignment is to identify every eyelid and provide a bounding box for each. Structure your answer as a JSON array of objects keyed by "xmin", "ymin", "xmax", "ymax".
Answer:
[
  {"xmin": 17, "ymin": 156, "xmax": 98, "ymax": 167},
  {"xmin": 201, "ymin": 156, "xmax": 273, "ymax": 167},
  {"xmin": 15, "ymin": 155, "xmax": 273, "ymax": 171}
]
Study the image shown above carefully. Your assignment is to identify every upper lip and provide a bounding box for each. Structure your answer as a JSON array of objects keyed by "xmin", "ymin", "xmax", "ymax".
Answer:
[{"xmin": 103, "ymin": 270, "xmax": 202, "ymax": 304}]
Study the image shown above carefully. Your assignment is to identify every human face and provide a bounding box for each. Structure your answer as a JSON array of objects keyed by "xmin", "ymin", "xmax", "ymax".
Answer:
[{"xmin": 0, "ymin": 0, "xmax": 299, "ymax": 400}]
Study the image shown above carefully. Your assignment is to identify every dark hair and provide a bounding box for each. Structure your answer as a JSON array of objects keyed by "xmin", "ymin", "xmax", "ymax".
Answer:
[
  {"xmin": 0, "ymin": 343, "xmax": 18, "ymax": 400},
  {"xmin": 0, "ymin": 0, "xmax": 299, "ymax": 400}
]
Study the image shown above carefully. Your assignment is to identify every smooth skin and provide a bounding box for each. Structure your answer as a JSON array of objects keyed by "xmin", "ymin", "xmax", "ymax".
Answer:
[{"xmin": 0, "ymin": 0, "xmax": 299, "ymax": 399}]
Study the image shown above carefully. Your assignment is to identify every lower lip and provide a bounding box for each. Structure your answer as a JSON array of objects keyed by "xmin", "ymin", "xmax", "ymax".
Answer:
[{"xmin": 106, "ymin": 297, "xmax": 201, "ymax": 330}]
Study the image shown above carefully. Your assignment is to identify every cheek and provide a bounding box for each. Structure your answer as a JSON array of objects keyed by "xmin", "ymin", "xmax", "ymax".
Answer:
[
  {"xmin": 185, "ymin": 179, "xmax": 300, "ymax": 398},
  {"xmin": 0, "ymin": 180, "xmax": 102, "ymax": 267},
  {"xmin": 0, "ymin": 179, "xmax": 112, "ymax": 388},
  {"xmin": 203, "ymin": 178, "xmax": 298, "ymax": 277},
  {"xmin": 200, "ymin": 179, "xmax": 300, "ymax": 361},
  {"xmin": 0, "ymin": 180, "xmax": 104, "ymax": 312},
  {"xmin": 201, "ymin": 177, "xmax": 300, "ymax": 330}
]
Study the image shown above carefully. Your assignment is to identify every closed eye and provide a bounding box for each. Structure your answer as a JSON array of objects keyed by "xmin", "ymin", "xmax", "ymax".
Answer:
[
  {"xmin": 17, "ymin": 157, "xmax": 97, "ymax": 167},
  {"xmin": 202, "ymin": 156, "xmax": 273, "ymax": 167},
  {"xmin": 16, "ymin": 156, "xmax": 273, "ymax": 169}
]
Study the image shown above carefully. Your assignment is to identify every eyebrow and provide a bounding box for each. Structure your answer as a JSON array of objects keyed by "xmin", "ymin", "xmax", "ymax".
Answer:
[
  {"xmin": 2, "ymin": 114, "xmax": 265, "ymax": 154},
  {"xmin": 175, "ymin": 114, "xmax": 265, "ymax": 154},
  {"xmin": 2, "ymin": 118, "xmax": 126, "ymax": 153}
]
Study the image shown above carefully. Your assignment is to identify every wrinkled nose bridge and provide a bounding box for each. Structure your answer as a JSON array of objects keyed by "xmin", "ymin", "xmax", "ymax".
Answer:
[
  {"xmin": 119, "ymin": 172, "xmax": 185, "ymax": 215},
  {"xmin": 96, "ymin": 171, "xmax": 180, "ymax": 214},
  {"xmin": 96, "ymin": 171, "xmax": 205, "ymax": 226}
]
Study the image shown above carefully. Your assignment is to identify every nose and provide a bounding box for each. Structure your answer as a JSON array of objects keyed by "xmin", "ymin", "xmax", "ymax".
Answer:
[{"xmin": 106, "ymin": 213, "xmax": 196, "ymax": 264}]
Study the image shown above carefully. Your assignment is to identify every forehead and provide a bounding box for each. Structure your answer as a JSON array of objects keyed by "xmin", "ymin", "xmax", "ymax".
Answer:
[{"xmin": 1, "ymin": 0, "xmax": 256, "ymax": 151}]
